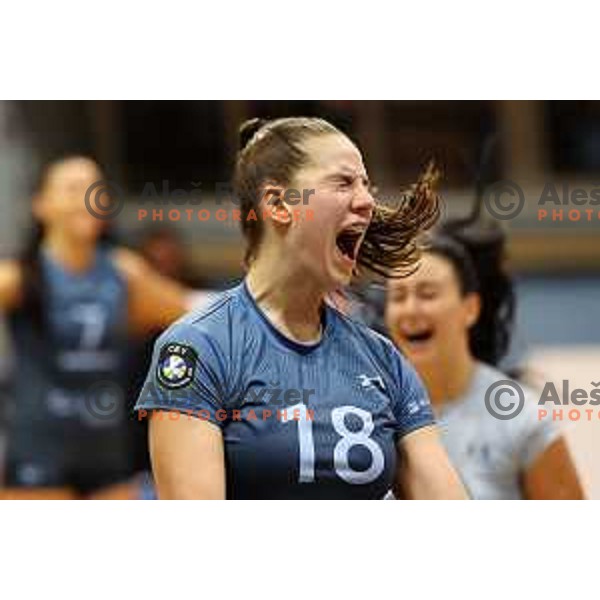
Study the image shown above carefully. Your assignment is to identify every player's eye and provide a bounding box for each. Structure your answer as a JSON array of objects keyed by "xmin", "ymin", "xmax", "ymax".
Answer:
[
  {"xmin": 337, "ymin": 176, "xmax": 354, "ymax": 189},
  {"xmin": 390, "ymin": 289, "xmax": 408, "ymax": 302},
  {"xmin": 418, "ymin": 286, "xmax": 439, "ymax": 300}
]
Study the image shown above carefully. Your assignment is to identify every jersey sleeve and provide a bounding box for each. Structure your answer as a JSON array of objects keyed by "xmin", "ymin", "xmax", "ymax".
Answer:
[
  {"xmin": 517, "ymin": 390, "xmax": 562, "ymax": 469},
  {"xmin": 389, "ymin": 348, "xmax": 436, "ymax": 438},
  {"xmin": 133, "ymin": 321, "xmax": 229, "ymax": 428}
]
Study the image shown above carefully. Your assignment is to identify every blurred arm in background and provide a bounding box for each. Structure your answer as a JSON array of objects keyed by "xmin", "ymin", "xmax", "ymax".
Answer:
[
  {"xmin": 0, "ymin": 261, "xmax": 22, "ymax": 313},
  {"xmin": 523, "ymin": 437, "xmax": 585, "ymax": 499},
  {"xmin": 394, "ymin": 426, "xmax": 470, "ymax": 500},
  {"xmin": 114, "ymin": 248, "xmax": 206, "ymax": 337}
]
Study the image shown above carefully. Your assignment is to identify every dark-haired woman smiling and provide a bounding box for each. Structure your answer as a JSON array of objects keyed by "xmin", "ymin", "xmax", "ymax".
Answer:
[
  {"xmin": 385, "ymin": 233, "xmax": 584, "ymax": 499},
  {"xmin": 137, "ymin": 117, "xmax": 468, "ymax": 499}
]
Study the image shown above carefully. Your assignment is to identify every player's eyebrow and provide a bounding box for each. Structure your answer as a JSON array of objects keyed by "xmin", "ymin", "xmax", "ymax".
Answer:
[
  {"xmin": 324, "ymin": 167, "xmax": 371, "ymax": 187},
  {"xmin": 417, "ymin": 280, "xmax": 441, "ymax": 291}
]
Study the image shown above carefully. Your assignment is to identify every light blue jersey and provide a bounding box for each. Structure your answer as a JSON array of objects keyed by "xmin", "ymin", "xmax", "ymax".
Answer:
[
  {"xmin": 5, "ymin": 247, "xmax": 132, "ymax": 491},
  {"xmin": 8, "ymin": 247, "xmax": 129, "ymax": 431},
  {"xmin": 136, "ymin": 281, "xmax": 435, "ymax": 499}
]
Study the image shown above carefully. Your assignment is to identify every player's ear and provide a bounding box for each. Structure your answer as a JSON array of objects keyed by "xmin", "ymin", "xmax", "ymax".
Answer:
[
  {"xmin": 261, "ymin": 183, "xmax": 292, "ymax": 226},
  {"xmin": 32, "ymin": 192, "xmax": 49, "ymax": 224},
  {"xmin": 463, "ymin": 292, "xmax": 481, "ymax": 329}
]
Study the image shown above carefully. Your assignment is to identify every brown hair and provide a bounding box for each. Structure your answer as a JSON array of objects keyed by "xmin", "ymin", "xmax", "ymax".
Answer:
[
  {"xmin": 18, "ymin": 155, "xmax": 115, "ymax": 332},
  {"xmin": 233, "ymin": 117, "xmax": 441, "ymax": 277}
]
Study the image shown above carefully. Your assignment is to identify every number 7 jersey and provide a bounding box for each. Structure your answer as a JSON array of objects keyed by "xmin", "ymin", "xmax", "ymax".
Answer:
[
  {"xmin": 8, "ymin": 248, "xmax": 129, "ymax": 431},
  {"xmin": 135, "ymin": 281, "xmax": 435, "ymax": 499}
]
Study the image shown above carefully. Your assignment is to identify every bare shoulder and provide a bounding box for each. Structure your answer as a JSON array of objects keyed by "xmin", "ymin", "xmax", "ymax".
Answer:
[{"xmin": 0, "ymin": 259, "xmax": 22, "ymax": 311}]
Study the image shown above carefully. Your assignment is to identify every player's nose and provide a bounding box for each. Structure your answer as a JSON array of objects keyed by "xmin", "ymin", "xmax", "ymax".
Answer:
[
  {"xmin": 398, "ymin": 294, "xmax": 421, "ymax": 317},
  {"xmin": 352, "ymin": 183, "xmax": 375, "ymax": 219}
]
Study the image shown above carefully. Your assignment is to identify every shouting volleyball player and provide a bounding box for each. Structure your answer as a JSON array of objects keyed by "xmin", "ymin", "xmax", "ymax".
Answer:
[
  {"xmin": 136, "ymin": 117, "xmax": 468, "ymax": 499},
  {"xmin": 0, "ymin": 156, "xmax": 193, "ymax": 499}
]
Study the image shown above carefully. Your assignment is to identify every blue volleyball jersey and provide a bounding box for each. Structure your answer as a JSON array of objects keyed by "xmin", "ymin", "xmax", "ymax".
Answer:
[
  {"xmin": 135, "ymin": 281, "xmax": 435, "ymax": 499},
  {"xmin": 8, "ymin": 247, "xmax": 129, "ymax": 433}
]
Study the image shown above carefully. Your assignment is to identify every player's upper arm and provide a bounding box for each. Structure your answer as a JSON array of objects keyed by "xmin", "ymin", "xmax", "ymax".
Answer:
[
  {"xmin": 522, "ymin": 436, "xmax": 585, "ymax": 499},
  {"xmin": 394, "ymin": 426, "xmax": 469, "ymax": 500},
  {"xmin": 0, "ymin": 260, "xmax": 22, "ymax": 312},
  {"xmin": 512, "ymin": 389, "xmax": 584, "ymax": 498},
  {"xmin": 385, "ymin": 347, "xmax": 466, "ymax": 498},
  {"xmin": 149, "ymin": 413, "xmax": 226, "ymax": 499},
  {"xmin": 113, "ymin": 248, "xmax": 189, "ymax": 335},
  {"xmin": 135, "ymin": 318, "xmax": 230, "ymax": 498}
]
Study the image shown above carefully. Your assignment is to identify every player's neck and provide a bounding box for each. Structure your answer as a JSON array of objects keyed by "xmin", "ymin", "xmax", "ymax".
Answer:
[
  {"xmin": 42, "ymin": 232, "xmax": 97, "ymax": 275},
  {"xmin": 246, "ymin": 259, "xmax": 324, "ymax": 344},
  {"xmin": 420, "ymin": 349, "xmax": 477, "ymax": 407}
]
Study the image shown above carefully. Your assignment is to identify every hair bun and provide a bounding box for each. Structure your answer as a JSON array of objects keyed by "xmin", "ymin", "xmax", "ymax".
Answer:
[{"xmin": 239, "ymin": 118, "xmax": 267, "ymax": 151}]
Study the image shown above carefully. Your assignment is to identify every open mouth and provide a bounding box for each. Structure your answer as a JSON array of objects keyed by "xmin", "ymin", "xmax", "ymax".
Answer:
[
  {"xmin": 404, "ymin": 330, "xmax": 434, "ymax": 344},
  {"xmin": 335, "ymin": 227, "xmax": 364, "ymax": 262}
]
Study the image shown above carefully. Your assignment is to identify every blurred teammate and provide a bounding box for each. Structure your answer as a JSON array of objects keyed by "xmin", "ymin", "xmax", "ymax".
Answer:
[
  {"xmin": 0, "ymin": 156, "xmax": 193, "ymax": 499},
  {"xmin": 385, "ymin": 228, "xmax": 584, "ymax": 499},
  {"xmin": 136, "ymin": 117, "xmax": 468, "ymax": 499}
]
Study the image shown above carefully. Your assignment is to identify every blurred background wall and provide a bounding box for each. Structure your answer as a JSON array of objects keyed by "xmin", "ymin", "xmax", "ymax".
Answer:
[
  {"xmin": 0, "ymin": 100, "xmax": 598, "ymax": 494},
  {"xmin": 3, "ymin": 101, "xmax": 600, "ymax": 273}
]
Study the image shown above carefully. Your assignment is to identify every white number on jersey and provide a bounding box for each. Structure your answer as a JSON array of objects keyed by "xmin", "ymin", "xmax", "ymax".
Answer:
[
  {"xmin": 283, "ymin": 404, "xmax": 385, "ymax": 485},
  {"xmin": 71, "ymin": 304, "xmax": 107, "ymax": 350}
]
